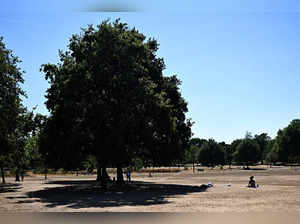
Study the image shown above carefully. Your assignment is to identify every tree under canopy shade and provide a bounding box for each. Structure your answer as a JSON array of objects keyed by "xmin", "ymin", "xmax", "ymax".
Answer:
[{"xmin": 40, "ymin": 19, "xmax": 192, "ymax": 184}]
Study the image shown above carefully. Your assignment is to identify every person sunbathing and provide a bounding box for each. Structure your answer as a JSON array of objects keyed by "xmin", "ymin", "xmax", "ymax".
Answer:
[{"xmin": 248, "ymin": 176, "xmax": 256, "ymax": 188}]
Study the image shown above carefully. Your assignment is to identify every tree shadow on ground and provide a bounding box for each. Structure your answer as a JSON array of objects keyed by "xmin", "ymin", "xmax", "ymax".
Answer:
[
  {"xmin": 0, "ymin": 183, "xmax": 22, "ymax": 193},
  {"xmin": 22, "ymin": 180, "xmax": 205, "ymax": 209}
]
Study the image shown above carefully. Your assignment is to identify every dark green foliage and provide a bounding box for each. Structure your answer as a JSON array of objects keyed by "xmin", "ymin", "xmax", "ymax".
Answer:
[
  {"xmin": 254, "ymin": 133, "xmax": 271, "ymax": 164},
  {"xmin": 229, "ymin": 139, "xmax": 242, "ymax": 166},
  {"xmin": 130, "ymin": 157, "xmax": 144, "ymax": 171},
  {"xmin": 10, "ymin": 109, "xmax": 34, "ymax": 181},
  {"xmin": 263, "ymin": 139, "xmax": 278, "ymax": 163},
  {"xmin": 234, "ymin": 138, "xmax": 260, "ymax": 168},
  {"xmin": 24, "ymin": 135, "xmax": 40, "ymax": 169},
  {"xmin": 23, "ymin": 113, "xmax": 47, "ymax": 171},
  {"xmin": 198, "ymin": 139, "xmax": 225, "ymax": 167},
  {"xmin": 274, "ymin": 120, "xmax": 300, "ymax": 163},
  {"xmin": 184, "ymin": 138, "xmax": 206, "ymax": 164},
  {"xmin": 219, "ymin": 142, "xmax": 233, "ymax": 167},
  {"xmin": 189, "ymin": 138, "xmax": 207, "ymax": 149},
  {"xmin": 82, "ymin": 155, "xmax": 97, "ymax": 173},
  {"xmin": 265, "ymin": 141, "xmax": 279, "ymax": 165},
  {"xmin": 7, "ymin": 109, "xmax": 46, "ymax": 181},
  {"xmin": 231, "ymin": 139, "xmax": 242, "ymax": 152},
  {"xmin": 184, "ymin": 145, "xmax": 200, "ymax": 164},
  {"xmin": 39, "ymin": 114, "xmax": 88, "ymax": 171}
]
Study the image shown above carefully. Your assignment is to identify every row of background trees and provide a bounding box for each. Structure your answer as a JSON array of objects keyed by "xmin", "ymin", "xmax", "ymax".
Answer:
[
  {"xmin": 185, "ymin": 123, "xmax": 300, "ymax": 171},
  {"xmin": 1, "ymin": 19, "xmax": 300, "ymax": 185}
]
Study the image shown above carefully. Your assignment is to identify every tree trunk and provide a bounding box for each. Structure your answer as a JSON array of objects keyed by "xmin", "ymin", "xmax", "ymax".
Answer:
[
  {"xmin": 192, "ymin": 161, "xmax": 195, "ymax": 173},
  {"xmin": 102, "ymin": 166, "xmax": 110, "ymax": 181},
  {"xmin": 15, "ymin": 168, "xmax": 20, "ymax": 182},
  {"xmin": 117, "ymin": 166, "xmax": 124, "ymax": 185},
  {"xmin": 1, "ymin": 166, "xmax": 5, "ymax": 184},
  {"xmin": 101, "ymin": 166, "xmax": 110, "ymax": 188}
]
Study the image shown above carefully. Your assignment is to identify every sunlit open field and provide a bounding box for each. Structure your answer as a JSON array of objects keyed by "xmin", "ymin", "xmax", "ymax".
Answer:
[{"xmin": 1, "ymin": 166, "xmax": 300, "ymax": 212}]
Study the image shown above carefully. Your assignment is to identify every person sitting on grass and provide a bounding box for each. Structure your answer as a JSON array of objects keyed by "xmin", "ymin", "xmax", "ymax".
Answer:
[{"xmin": 248, "ymin": 176, "xmax": 256, "ymax": 188}]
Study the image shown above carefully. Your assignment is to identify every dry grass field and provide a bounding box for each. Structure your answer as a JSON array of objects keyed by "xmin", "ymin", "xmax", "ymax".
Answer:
[{"xmin": 1, "ymin": 166, "xmax": 300, "ymax": 212}]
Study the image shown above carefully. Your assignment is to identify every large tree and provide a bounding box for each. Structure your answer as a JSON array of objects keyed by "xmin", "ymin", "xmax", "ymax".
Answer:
[
  {"xmin": 0, "ymin": 37, "xmax": 25, "ymax": 184},
  {"xmin": 40, "ymin": 19, "xmax": 192, "ymax": 185}
]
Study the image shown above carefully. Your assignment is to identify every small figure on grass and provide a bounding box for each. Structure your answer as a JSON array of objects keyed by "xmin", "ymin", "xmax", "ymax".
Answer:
[{"xmin": 248, "ymin": 176, "xmax": 258, "ymax": 188}]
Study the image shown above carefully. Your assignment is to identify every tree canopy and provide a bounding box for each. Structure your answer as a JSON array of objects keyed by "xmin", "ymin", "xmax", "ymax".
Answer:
[{"xmin": 40, "ymin": 19, "xmax": 192, "ymax": 183}]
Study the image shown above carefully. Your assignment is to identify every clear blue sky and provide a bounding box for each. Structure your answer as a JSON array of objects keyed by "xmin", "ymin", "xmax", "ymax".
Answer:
[{"xmin": 1, "ymin": 0, "xmax": 300, "ymax": 143}]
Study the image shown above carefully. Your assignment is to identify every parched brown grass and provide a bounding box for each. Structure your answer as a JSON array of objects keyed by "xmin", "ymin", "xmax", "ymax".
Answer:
[
  {"xmin": 1, "ymin": 165, "xmax": 300, "ymax": 212},
  {"xmin": 135, "ymin": 167, "xmax": 183, "ymax": 173}
]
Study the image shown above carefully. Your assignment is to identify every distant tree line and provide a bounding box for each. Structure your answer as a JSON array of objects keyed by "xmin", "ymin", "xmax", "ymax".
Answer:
[{"xmin": 186, "ymin": 123, "xmax": 300, "ymax": 168}]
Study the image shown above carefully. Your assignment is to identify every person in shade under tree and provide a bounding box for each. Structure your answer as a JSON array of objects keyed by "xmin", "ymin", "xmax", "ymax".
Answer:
[{"xmin": 126, "ymin": 168, "xmax": 131, "ymax": 182}]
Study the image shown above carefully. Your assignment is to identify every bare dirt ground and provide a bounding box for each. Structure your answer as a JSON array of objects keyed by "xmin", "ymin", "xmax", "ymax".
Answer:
[{"xmin": 1, "ymin": 166, "xmax": 300, "ymax": 212}]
